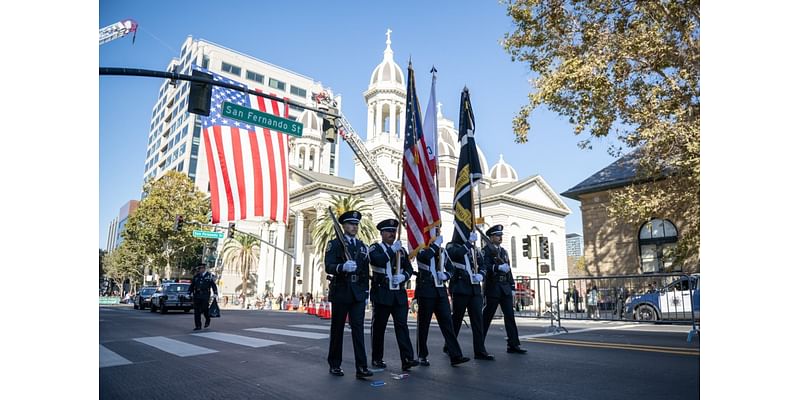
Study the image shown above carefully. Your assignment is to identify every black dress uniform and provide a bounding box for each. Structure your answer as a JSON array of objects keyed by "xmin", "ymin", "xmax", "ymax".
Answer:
[
  {"xmin": 415, "ymin": 242, "xmax": 470, "ymax": 366},
  {"xmin": 188, "ymin": 267, "xmax": 218, "ymax": 330},
  {"xmin": 445, "ymin": 241, "xmax": 493, "ymax": 359},
  {"xmin": 368, "ymin": 219, "xmax": 418, "ymax": 371},
  {"xmin": 324, "ymin": 211, "xmax": 372, "ymax": 378},
  {"xmin": 481, "ymin": 225, "xmax": 527, "ymax": 354}
]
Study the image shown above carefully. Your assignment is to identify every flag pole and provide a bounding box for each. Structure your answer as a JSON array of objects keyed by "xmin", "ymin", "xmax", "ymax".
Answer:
[{"xmin": 430, "ymin": 66, "xmax": 444, "ymax": 284}]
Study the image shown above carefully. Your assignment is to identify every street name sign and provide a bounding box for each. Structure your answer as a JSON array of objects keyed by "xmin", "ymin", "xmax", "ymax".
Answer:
[
  {"xmin": 222, "ymin": 101, "xmax": 303, "ymax": 137},
  {"xmin": 193, "ymin": 230, "xmax": 224, "ymax": 239}
]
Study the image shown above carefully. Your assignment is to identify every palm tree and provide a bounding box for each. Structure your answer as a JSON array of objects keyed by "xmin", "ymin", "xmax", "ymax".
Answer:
[
  {"xmin": 311, "ymin": 195, "xmax": 378, "ymax": 260},
  {"xmin": 221, "ymin": 233, "xmax": 261, "ymax": 298}
]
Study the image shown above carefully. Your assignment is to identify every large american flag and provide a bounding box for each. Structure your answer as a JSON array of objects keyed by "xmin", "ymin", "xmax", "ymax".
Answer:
[
  {"xmin": 199, "ymin": 68, "xmax": 289, "ymax": 224},
  {"xmin": 403, "ymin": 64, "xmax": 440, "ymax": 257}
]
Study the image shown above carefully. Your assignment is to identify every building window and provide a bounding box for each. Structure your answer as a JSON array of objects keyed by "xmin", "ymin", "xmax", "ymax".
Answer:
[
  {"xmin": 246, "ymin": 70, "xmax": 264, "ymax": 84},
  {"xmin": 202, "ymin": 56, "xmax": 210, "ymax": 69},
  {"xmin": 221, "ymin": 62, "xmax": 241, "ymax": 76},
  {"xmin": 638, "ymin": 218, "xmax": 679, "ymax": 273},
  {"xmin": 510, "ymin": 236, "xmax": 517, "ymax": 269},
  {"xmin": 290, "ymin": 85, "xmax": 307, "ymax": 97},
  {"xmin": 268, "ymin": 78, "xmax": 286, "ymax": 91}
]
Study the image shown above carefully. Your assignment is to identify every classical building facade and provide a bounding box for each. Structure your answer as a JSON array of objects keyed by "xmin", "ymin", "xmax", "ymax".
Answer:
[{"xmin": 562, "ymin": 152, "xmax": 699, "ymax": 276}]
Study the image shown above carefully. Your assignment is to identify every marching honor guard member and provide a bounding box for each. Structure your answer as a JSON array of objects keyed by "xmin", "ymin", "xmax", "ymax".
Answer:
[
  {"xmin": 444, "ymin": 232, "xmax": 495, "ymax": 361},
  {"xmin": 324, "ymin": 210, "xmax": 373, "ymax": 379},
  {"xmin": 368, "ymin": 218, "xmax": 419, "ymax": 372},
  {"xmin": 414, "ymin": 228, "xmax": 471, "ymax": 367},
  {"xmin": 481, "ymin": 225, "xmax": 527, "ymax": 354}
]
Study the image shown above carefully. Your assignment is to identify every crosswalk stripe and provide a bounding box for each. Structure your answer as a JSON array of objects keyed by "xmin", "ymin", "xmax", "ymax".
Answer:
[
  {"xmin": 192, "ymin": 332, "xmax": 285, "ymax": 347},
  {"xmin": 289, "ymin": 324, "xmax": 331, "ymax": 331},
  {"xmin": 245, "ymin": 328, "xmax": 328, "ymax": 340},
  {"xmin": 133, "ymin": 336, "xmax": 218, "ymax": 357},
  {"xmin": 99, "ymin": 345, "xmax": 132, "ymax": 368}
]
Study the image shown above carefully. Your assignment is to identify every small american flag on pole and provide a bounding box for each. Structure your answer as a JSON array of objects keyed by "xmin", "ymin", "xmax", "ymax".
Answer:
[{"xmin": 199, "ymin": 68, "xmax": 289, "ymax": 224}]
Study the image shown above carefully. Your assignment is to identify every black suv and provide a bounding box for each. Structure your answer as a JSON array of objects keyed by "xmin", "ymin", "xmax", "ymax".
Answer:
[
  {"xmin": 150, "ymin": 282, "xmax": 193, "ymax": 314},
  {"xmin": 133, "ymin": 286, "xmax": 158, "ymax": 310}
]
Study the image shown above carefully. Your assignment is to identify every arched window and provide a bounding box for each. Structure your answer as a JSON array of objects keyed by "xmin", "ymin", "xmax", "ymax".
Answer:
[
  {"xmin": 510, "ymin": 236, "xmax": 517, "ymax": 269},
  {"xmin": 639, "ymin": 219, "xmax": 679, "ymax": 273}
]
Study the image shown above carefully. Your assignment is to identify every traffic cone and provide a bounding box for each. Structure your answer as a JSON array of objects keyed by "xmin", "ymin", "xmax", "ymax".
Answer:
[{"xmin": 324, "ymin": 302, "xmax": 332, "ymax": 319}]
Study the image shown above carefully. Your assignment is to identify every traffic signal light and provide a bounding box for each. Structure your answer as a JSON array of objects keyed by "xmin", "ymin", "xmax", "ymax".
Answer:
[
  {"xmin": 227, "ymin": 222, "xmax": 236, "ymax": 239},
  {"xmin": 188, "ymin": 70, "xmax": 213, "ymax": 116},
  {"xmin": 174, "ymin": 215, "xmax": 184, "ymax": 232},
  {"xmin": 295, "ymin": 266, "xmax": 301, "ymax": 278},
  {"xmin": 521, "ymin": 235, "xmax": 532, "ymax": 259},
  {"xmin": 539, "ymin": 236, "xmax": 549, "ymax": 259}
]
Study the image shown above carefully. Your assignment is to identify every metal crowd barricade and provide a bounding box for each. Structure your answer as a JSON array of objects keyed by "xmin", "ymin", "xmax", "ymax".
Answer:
[{"xmin": 512, "ymin": 273, "xmax": 700, "ymax": 342}]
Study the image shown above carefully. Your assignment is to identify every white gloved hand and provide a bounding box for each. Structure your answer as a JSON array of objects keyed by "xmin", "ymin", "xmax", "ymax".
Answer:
[
  {"xmin": 392, "ymin": 274, "xmax": 406, "ymax": 285},
  {"xmin": 472, "ymin": 273, "xmax": 484, "ymax": 282},
  {"xmin": 498, "ymin": 263, "xmax": 511, "ymax": 273},
  {"xmin": 437, "ymin": 271, "xmax": 449, "ymax": 282},
  {"xmin": 469, "ymin": 231, "xmax": 478, "ymax": 242},
  {"xmin": 434, "ymin": 236, "xmax": 443, "ymax": 247},
  {"xmin": 343, "ymin": 260, "xmax": 357, "ymax": 272},
  {"xmin": 391, "ymin": 240, "xmax": 403, "ymax": 252}
]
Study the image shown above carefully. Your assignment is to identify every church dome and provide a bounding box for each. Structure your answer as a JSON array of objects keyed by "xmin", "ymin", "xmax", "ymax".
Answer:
[
  {"xmin": 489, "ymin": 154, "xmax": 518, "ymax": 184},
  {"xmin": 298, "ymin": 110, "xmax": 321, "ymax": 138},
  {"xmin": 369, "ymin": 29, "xmax": 405, "ymax": 88}
]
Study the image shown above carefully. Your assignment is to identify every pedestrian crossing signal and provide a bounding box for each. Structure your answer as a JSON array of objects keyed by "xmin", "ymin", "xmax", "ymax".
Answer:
[{"xmin": 295, "ymin": 266, "xmax": 301, "ymax": 277}]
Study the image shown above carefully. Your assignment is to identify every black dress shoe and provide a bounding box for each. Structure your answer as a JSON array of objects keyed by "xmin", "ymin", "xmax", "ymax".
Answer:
[
  {"xmin": 402, "ymin": 359, "xmax": 420, "ymax": 371},
  {"xmin": 419, "ymin": 358, "xmax": 430, "ymax": 367},
  {"xmin": 371, "ymin": 360, "xmax": 387, "ymax": 369},
  {"xmin": 475, "ymin": 352, "xmax": 495, "ymax": 360},
  {"xmin": 193, "ymin": 327, "xmax": 201, "ymax": 331},
  {"xmin": 507, "ymin": 346, "xmax": 528, "ymax": 354},
  {"xmin": 356, "ymin": 366, "xmax": 373, "ymax": 378},
  {"xmin": 204, "ymin": 320, "xmax": 210, "ymax": 328},
  {"xmin": 450, "ymin": 356, "xmax": 470, "ymax": 366},
  {"xmin": 329, "ymin": 367, "xmax": 344, "ymax": 377}
]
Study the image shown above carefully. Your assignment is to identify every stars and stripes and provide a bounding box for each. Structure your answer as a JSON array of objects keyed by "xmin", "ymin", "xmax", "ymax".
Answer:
[
  {"xmin": 199, "ymin": 67, "xmax": 289, "ymax": 224},
  {"xmin": 402, "ymin": 63, "xmax": 440, "ymax": 257}
]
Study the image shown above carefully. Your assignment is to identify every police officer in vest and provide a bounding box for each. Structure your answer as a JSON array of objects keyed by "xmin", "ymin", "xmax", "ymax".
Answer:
[
  {"xmin": 414, "ymin": 228, "xmax": 471, "ymax": 367},
  {"xmin": 325, "ymin": 210, "xmax": 373, "ymax": 378},
  {"xmin": 444, "ymin": 232, "xmax": 495, "ymax": 361},
  {"xmin": 481, "ymin": 225, "xmax": 527, "ymax": 354},
  {"xmin": 188, "ymin": 263, "xmax": 218, "ymax": 331},
  {"xmin": 368, "ymin": 218, "xmax": 419, "ymax": 372}
]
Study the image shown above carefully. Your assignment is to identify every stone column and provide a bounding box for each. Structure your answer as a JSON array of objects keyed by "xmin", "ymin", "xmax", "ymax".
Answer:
[
  {"xmin": 367, "ymin": 103, "xmax": 375, "ymax": 139},
  {"xmin": 294, "ymin": 212, "xmax": 305, "ymax": 293}
]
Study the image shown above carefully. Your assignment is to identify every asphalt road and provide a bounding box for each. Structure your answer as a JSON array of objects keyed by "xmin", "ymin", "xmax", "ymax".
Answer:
[{"xmin": 100, "ymin": 305, "xmax": 699, "ymax": 400}]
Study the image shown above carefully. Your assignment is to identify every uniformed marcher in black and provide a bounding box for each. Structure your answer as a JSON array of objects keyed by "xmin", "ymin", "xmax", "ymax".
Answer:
[
  {"xmin": 368, "ymin": 218, "xmax": 419, "ymax": 371},
  {"xmin": 325, "ymin": 210, "xmax": 373, "ymax": 379},
  {"xmin": 414, "ymin": 229, "xmax": 471, "ymax": 367},
  {"xmin": 188, "ymin": 263, "xmax": 218, "ymax": 331},
  {"xmin": 445, "ymin": 232, "xmax": 495, "ymax": 360},
  {"xmin": 481, "ymin": 225, "xmax": 527, "ymax": 354}
]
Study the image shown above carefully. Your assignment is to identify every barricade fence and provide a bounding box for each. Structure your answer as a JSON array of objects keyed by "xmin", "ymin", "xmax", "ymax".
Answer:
[{"xmin": 512, "ymin": 273, "xmax": 700, "ymax": 327}]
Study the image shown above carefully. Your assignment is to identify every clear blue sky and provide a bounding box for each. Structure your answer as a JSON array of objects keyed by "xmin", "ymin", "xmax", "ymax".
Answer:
[{"xmin": 99, "ymin": 0, "xmax": 620, "ymax": 249}]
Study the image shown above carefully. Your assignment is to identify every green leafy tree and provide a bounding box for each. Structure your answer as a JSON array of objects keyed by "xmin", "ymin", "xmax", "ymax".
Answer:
[
  {"xmin": 103, "ymin": 241, "xmax": 145, "ymax": 294},
  {"xmin": 221, "ymin": 233, "xmax": 260, "ymax": 297},
  {"xmin": 99, "ymin": 249, "xmax": 106, "ymax": 281},
  {"xmin": 123, "ymin": 171, "xmax": 210, "ymax": 280},
  {"xmin": 311, "ymin": 195, "xmax": 378, "ymax": 260},
  {"xmin": 502, "ymin": 0, "xmax": 699, "ymax": 263}
]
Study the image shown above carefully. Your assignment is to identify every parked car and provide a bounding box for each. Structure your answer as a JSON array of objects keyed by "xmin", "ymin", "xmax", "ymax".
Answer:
[
  {"xmin": 150, "ymin": 282, "xmax": 193, "ymax": 314},
  {"xmin": 132, "ymin": 286, "xmax": 158, "ymax": 310},
  {"xmin": 624, "ymin": 274, "xmax": 700, "ymax": 321}
]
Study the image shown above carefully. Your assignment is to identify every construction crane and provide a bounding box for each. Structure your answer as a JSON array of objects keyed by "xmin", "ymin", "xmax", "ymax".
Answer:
[
  {"xmin": 99, "ymin": 19, "xmax": 138, "ymax": 46},
  {"xmin": 314, "ymin": 91, "xmax": 402, "ymax": 220}
]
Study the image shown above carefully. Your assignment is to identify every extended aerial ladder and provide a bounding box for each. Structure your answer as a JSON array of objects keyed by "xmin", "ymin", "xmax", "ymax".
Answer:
[
  {"xmin": 314, "ymin": 92, "xmax": 402, "ymax": 220},
  {"xmin": 99, "ymin": 19, "xmax": 138, "ymax": 46}
]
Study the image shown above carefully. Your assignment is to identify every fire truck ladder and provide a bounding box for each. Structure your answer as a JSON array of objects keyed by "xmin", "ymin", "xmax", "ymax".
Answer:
[
  {"xmin": 335, "ymin": 116, "xmax": 402, "ymax": 220},
  {"xmin": 99, "ymin": 19, "xmax": 138, "ymax": 46}
]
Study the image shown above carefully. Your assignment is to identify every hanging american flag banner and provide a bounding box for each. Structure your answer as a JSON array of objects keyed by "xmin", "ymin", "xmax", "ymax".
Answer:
[
  {"xmin": 403, "ymin": 63, "xmax": 440, "ymax": 257},
  {"xmin": 198, "ymin": 68, "xmax": 289, "ymax": 224}
]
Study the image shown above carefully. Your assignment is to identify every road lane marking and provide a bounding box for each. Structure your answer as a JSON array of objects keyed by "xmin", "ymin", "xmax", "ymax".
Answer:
[
  {"xmin": 244, "ymin": 328, "xmax": 328, "ymax": 340},
  {"xmin": 192, "ymin": 332, "xmax": 285, "ymax": 347},
  {"xmin": 99, "ymin": 345, "xmax": 132, "ymax": 368},
  {"xmin": 289, "ymin": 325, "xmax": 331, "ymax": 331},
  {"xmin": 518, "ymin": 324, "xmax": 640, "ymax": 339},
  {"xmin": 523, "ymin": 337, "xmax": 700, "ymax": 356},
  {"xmin": 133, "ymin": 336, "xmax": 218, "ymax": 357}
]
